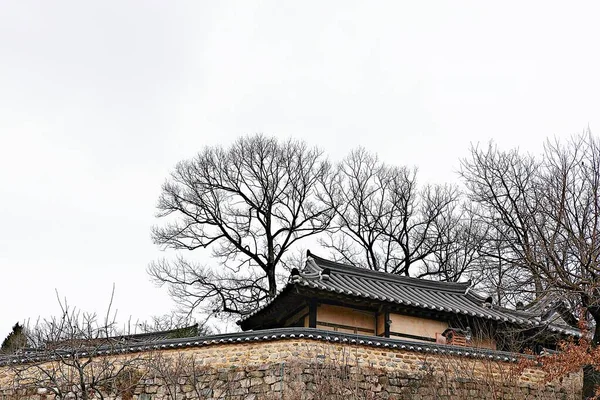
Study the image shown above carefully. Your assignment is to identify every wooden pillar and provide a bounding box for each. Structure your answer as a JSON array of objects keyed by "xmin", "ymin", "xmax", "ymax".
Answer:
[{"xmin": 384, "ymin": 309, "xmax": 391, "ymax": 338}]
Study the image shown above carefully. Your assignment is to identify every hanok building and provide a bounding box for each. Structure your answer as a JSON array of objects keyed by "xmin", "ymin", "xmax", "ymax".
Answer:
[{"xmin": 239, "ymin": 251, "xmax": 581, "ymax": 352}]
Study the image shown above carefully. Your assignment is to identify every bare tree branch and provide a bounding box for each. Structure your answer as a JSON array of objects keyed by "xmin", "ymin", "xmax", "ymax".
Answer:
[{"xmin": 149, "ymin": 134, "xmax": 334, "ymax": 317}]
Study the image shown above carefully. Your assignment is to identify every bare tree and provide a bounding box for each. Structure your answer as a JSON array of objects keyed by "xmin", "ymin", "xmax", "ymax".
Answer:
[
  {"xmin": 460, "ymin": 132, "xmax": 600, "ymax": 344},
  {"xmin": 145, "ymin": 352, "xmax": 203, "ymax": 400},
  {"xmin": 319, "ymin": 148, "xmax": 463, "ymax": 277},
  {"xmin": 7, "ymin": 294, "xmax": 145, "ymax": 400},
  {"xmin": 145, "ymin": 352, "xmax": 241, "ymax": 399},
  {"xmin": 149, "ymin": 134, "xmax": 333, "ymax": 317},
  {"xmin": 460, "ymin": 141, "xmax": 541, "ymax": 308}
]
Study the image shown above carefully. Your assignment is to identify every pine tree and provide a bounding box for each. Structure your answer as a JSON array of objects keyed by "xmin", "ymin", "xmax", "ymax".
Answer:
[{"xmin": 0, "ymin": 323, "xmax": 27, "ymax": 353}]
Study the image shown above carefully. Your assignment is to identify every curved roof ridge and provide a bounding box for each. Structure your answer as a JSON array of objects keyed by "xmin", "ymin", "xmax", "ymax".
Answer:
[{"xmin": 306, "ymin": 250, "xmax": 471, "ymax": 294}]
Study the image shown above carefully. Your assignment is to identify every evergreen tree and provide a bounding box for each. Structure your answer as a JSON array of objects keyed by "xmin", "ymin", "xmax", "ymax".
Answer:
[{"xmin": 0, "ymin": 322, "xmax": 27, "ymax": 353}]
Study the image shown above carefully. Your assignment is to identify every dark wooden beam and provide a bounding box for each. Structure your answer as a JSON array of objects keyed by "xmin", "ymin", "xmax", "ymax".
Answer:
[
  {"xmin": 308, "ymin": 300, "xmax": 317, "ymax": 328},
  {"xmin": 384, "ymin": 308, "xmax": 390, "ymax": 338}
]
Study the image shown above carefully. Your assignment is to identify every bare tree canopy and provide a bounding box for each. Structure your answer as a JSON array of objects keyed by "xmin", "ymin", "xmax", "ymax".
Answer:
[
  {"xmin": 149, "ymin": 134, "xmax": 333, "ymax": 317},
  {"xmin": 148, "ymin": 132, "xmax": 600, "ymax": 334},
  {"xmin": 460, "ymin": 131, "xmax": 600, "ymax": 344},
  {"xmin": 418, "ymin": 202, "xmax": 487, "ymax": 283},
  {"xmin": 7, "ymin": 294, "xmax": 145, "ymax": 400},
  {"xmin": 319, "ymin": 148, "xmax": 470, "ymax": 278}
]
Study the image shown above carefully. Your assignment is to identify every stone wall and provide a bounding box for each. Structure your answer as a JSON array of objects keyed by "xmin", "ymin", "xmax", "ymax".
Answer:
[{"xmin": 0, "ymin": 336, "xmax": 583, "ymax": 399}]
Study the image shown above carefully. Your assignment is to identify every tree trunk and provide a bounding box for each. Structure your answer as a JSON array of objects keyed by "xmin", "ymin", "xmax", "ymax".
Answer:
[
  {"xmin": 586, "ymin": 310, "xmax": 600, "ymax": 348},
  {"xmin": 267, "ymin": 268, "xmax": 277, "ymax": 299},
  {"xmin": 583, "ymin": 309, "xmax": 600, "ymax": 399}
]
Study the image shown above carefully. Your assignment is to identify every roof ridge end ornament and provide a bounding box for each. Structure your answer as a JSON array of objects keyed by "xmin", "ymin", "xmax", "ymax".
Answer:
[
  {"xmin": 464, "ymin": 281, "xmax": 474, "ymax": 295},
  {"xmin": 290, "ymin": 266, "xmax": 331, "ymax": 283}
]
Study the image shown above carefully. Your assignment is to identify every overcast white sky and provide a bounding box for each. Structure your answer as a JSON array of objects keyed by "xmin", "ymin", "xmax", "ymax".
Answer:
[{"xmin": 1, "ymin": 1, "xmax": 599, "ymax": 338}]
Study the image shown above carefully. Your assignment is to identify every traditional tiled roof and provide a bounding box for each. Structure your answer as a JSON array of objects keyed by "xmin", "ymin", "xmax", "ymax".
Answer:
[
  {"xmin": 238, "ymin": 251, "xmax": 581, "ymax": 337},
  {"xmin": 113, "ymin": 324, "xmax": 200, "ymax": 343},
  {"xmin": 0, "ymin": 328, "xmax": 525, "ymax": 366},
  {"xmin": 522, "ymin": 296, "xmax": 582, "ymax": 334}
]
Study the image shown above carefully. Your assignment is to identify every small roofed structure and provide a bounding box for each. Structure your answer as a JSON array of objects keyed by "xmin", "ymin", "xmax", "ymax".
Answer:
[
  {"xmin": 239, "ymin": 251, "xmax": 581, "ymax": 352},
  {"xmin": 42, "ymin": 324, "xmax": 200, "ymax": 351},
  {"xmin": 441, "ymin": 327, "xmax": 472, "ymax": 347}
]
